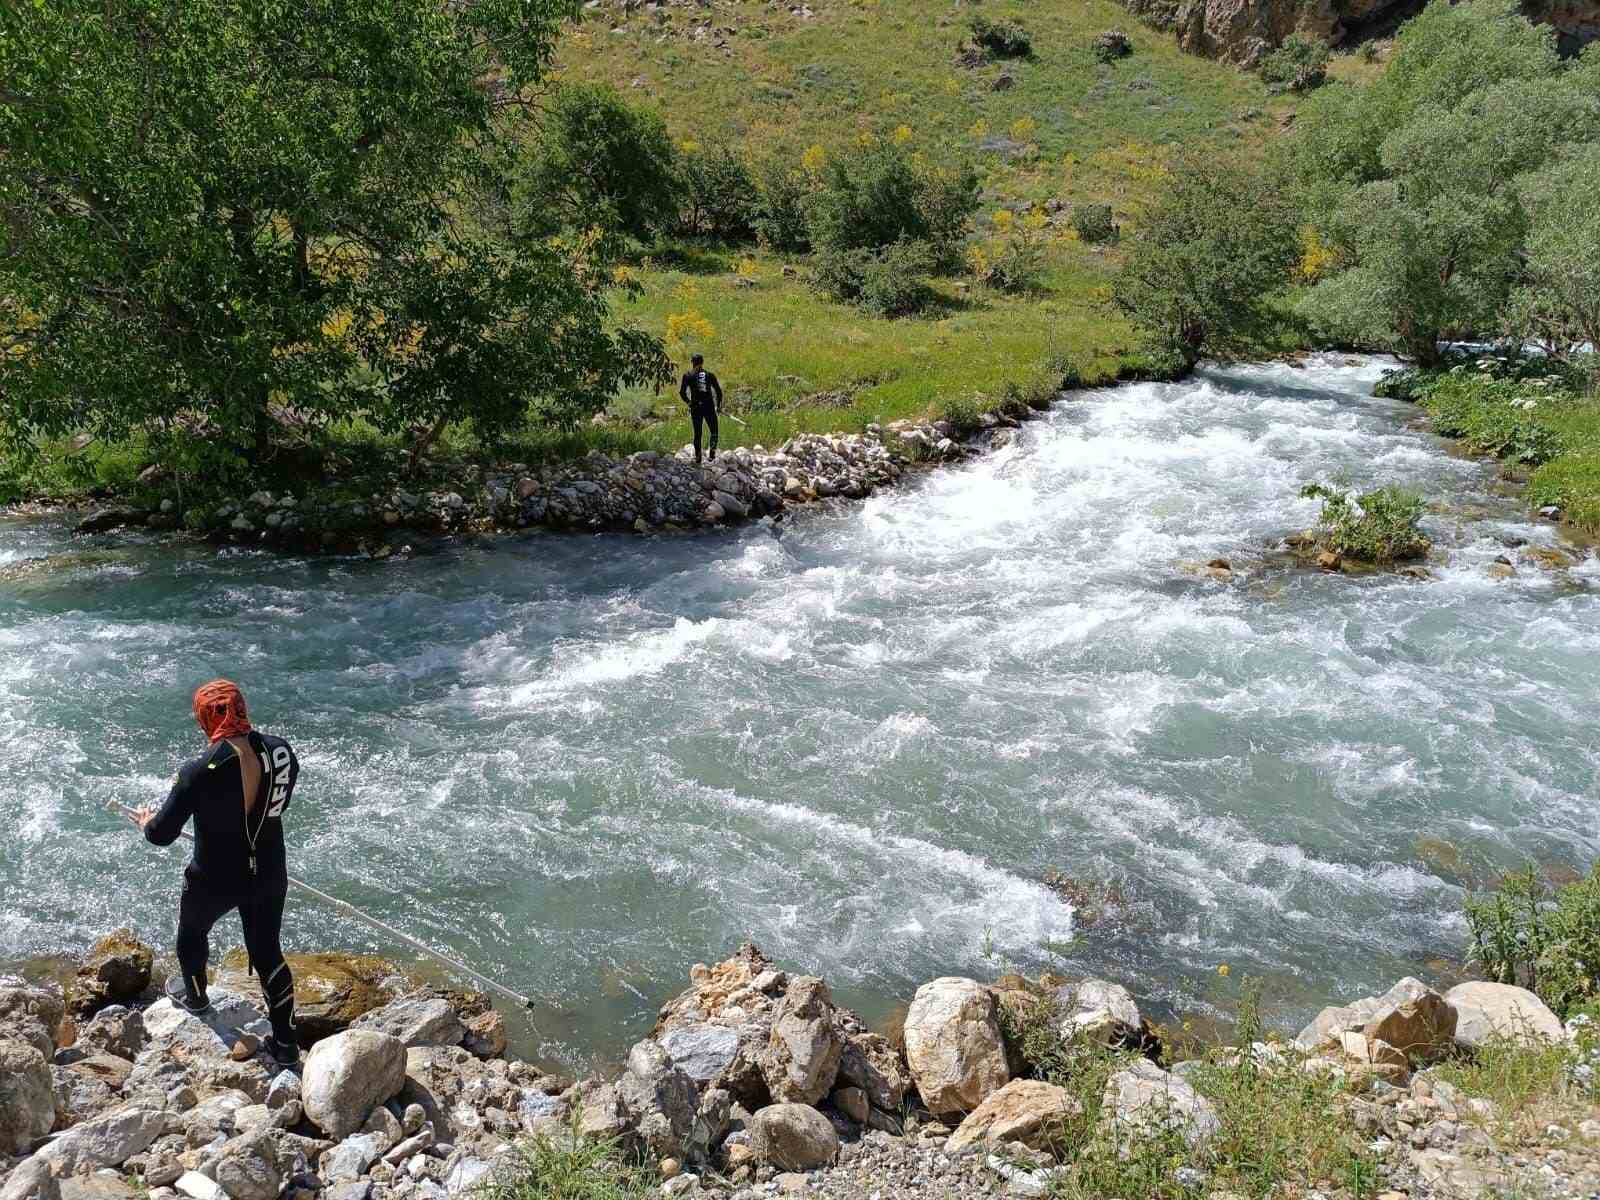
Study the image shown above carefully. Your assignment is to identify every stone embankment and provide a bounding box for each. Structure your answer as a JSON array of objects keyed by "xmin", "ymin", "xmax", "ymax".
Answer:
[
  {"xmin": 4, "ymin": 934, "xmax": 1599, "ymax": 1200},
  {"xmin": 66, "ymin": 410, "xmax": 1041, "ymax": 553}
]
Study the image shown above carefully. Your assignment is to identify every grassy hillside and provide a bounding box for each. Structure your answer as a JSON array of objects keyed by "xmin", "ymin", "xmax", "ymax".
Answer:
[{"xmin": 552, "ymin": 0, "xmax": 1305, "ymax": 450}]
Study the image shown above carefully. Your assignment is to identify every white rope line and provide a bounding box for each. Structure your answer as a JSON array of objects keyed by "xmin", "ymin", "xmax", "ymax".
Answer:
[{"xmin": 108, "ymin": 801, "xmax": 536, "ymax": 1011}]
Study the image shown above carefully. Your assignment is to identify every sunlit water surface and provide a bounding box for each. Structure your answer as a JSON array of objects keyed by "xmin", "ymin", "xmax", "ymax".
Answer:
[{"xmin": 3, "ymin": 356, "xmax": 1597, "ymax": 1068}]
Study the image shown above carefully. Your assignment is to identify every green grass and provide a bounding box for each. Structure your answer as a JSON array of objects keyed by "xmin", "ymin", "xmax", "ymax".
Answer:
[
  {"xmin": 549, "ymin": 0, "xmax": 1301, "ymax": 453},
  {"xmin": 477, "ymin": 1130, "xmax": 654, "ymax": 1200}
]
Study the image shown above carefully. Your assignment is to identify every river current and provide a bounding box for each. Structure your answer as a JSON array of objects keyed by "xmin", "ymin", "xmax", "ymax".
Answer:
[{"xmin": 2, "ymin": 355, "xmax": 1597, "ymax": 1067}]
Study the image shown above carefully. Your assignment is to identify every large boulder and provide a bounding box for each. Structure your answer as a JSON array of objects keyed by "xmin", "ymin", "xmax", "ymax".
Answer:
[
  {"xmin": 748, "ymin": 1103, "xmax": 840, "ymax": 1171},
  {"xmin": 1294, "ymin": 997, "xmax": 1383, "ymax": 1054},
  {"xmin": 1100, "ymin": 1059, "xmax": 1221, "ymax": 1150},
  {"xmin": 74, "ymin": 1008, "xmax": 146, "ymax": 1061},
  {"xmin": 349, "ymin": 998, "xmax": 463, "ymax": 1049},
  {"xmin": 301, "ymin": 1030, "xmax": 407, "ymax": 1139},
  {"xmin": 1362, "ymin": 978, "xmax": 1456, "ymax": 1064},
  {"xmin": 616, "ymin": 1040, "xmax": 699, "ymax": 1162},
  {"xmin": 1054, "ymin": 979, "xmax": 1143, "ymax": 1047},
  {"xmin": 902, "ymin": 978, "xmax": 1010, "ymax": 1116},
  {"xmin": 1445, "ymin": 982, "xmax": 1564, "ymax": 1049},
  {"xmin": 0, "ymin": 1156, "xmax": 60, "ymax": 1200},
  {"xmin": 70, "ymin": 931, "xmax": 154, "ymax": 1017},
  {"xmin": 0, "ymin": 1039, "xmax": 56, "ymax": 1154},
  {"xmin": 762, "ymin": 977, "xmax": 843, "ymax": 1105},
  {"xmin": 0, "ymin": 978, "xmax": 66, "ymax": 1059},
  {"xmin": 35, "ymin": 1105, "xmax": 167, "ymax": 1173},
  {"xmin": 946, "ymin": 1079, "xmax": 1083, "ymax": 1156},
  {"xmin": 211, "ymin": 1130, "xmax": 282, "ymax": 1200}
]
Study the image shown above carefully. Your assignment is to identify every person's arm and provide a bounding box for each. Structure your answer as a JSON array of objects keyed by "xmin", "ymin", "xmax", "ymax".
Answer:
[
  {"xmin": 710, "ymin": 373, "xmax": 723, "ymax": 410},
  {"xmin": 679, "ymin": 374, "xmax": 691, "ymax": 405},
  {"xmin": 140, "ymin": 761, "xmax": 202, "ymax": 846}
]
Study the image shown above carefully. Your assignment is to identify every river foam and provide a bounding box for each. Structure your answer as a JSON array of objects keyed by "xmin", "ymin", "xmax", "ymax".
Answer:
[{"xmin": 1, "ymin": 354, "xmax": 1596, "ymax": 1064}]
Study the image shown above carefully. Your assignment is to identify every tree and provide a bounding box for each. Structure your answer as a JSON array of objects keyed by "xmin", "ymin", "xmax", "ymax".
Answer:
[
  {"xmin": 1288, "ymin": 0, "xmax": 1597, "ymax": 363},
  {"xmin": 0, "ymin": 0, "xmax": 668, "ymax": 468},
  {"xmin": 807, "ymin": 142, "xmax": 979, "ymax": 271},
  {"xmin": 516, "ymin": 82, "xmax": 678, "ymax": 244},
  {"xmin": 1509, "ymin": 146, "xmax": 1600, "ymax": 378},
  {"xmin": 1110, "ymin": 153, "xmax": 1299, "ymax": 368}
]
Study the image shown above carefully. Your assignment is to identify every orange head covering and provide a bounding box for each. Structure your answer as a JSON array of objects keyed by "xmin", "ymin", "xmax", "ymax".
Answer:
[{"xmin": 192, "ymin": 679, "xmax": 252, "ymax": 742}]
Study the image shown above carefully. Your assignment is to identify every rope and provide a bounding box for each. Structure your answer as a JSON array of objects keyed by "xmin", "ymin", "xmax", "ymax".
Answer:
[{"xmin": 107, "ymin": 800, "xmax": 536, "ymax": 1011}]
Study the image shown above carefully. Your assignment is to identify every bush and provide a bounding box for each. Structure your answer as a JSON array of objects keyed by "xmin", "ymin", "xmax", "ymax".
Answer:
[
  {"xmin": 1422, "ymin": 374, "xmax": 1566, "ymax": 464},
  {"xmin": 807, "ymin": 142, "xmax": 979, "ymax": 273},
  {"xmin": 1465, "ymin": 865, "xmax": 1600, "ymax": 1018},
  {"xmin": 813, "ymin": 240, "xmax": 938, "ymax": 316},
  {"xmin": 969, "ymin": 15, "xmax": 1032, "ymax": 59},
  {"xmin": 518, "ymin": 82, "xmax": 678, "ymax": 242},
  {"xmin": 675, "ymin": 142, "xmax": 757, "ymax": 241},
  {"xmin": 971, "ymin": 210, "xmax": 1050, "ymax": 294},
  {"xmin": 1529, "ymin": 450, "xmax": 1600, "ymax": 533},
  {"xmin": 1071, "ymin": 202, "xmax": 1119, "ymax": 244},
  {"xmin": 940, "ymin": 394, "xmax": 983, "ymax": 437},
  {"xmin": 1093, "ymin": 30, "xmax": 1134, "ymax": 63},
  {"xmin": 751, "ymin": 157, "xmax": 812, "ymax": 252},
  {"xmin": 1371, "ymin": 365, "xmax": 1442, "ymax": 401},
  {"xmin": 477, "ymin": 1127, "xmax": 653, "ymax": 1200},
  {"xmin": 1259, "ymin": 34, "xmax": 1330, "ymax": 92},
  {"xmin": 1300, "ymin": 482, "xmax": 1432, "ymax": 562}
]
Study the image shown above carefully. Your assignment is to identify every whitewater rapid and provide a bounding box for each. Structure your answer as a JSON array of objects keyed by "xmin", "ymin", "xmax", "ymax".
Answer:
[{"xmin": 2, "ymin": 354, "xmax": 1596, "ymax": 1065}]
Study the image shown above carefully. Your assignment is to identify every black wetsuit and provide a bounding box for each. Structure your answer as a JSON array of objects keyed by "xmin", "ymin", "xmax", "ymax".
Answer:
[
  {"xmin": 680, "ymin": 369, "xmax": 723, "ymax": 463},
  {"xmin": 145, "ymin": 731, "xmax": 300, "ymax": 1043}
]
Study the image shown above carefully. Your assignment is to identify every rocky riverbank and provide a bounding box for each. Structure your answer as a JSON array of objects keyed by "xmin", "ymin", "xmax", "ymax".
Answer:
[
  {"xmin": 4, "ymin": 933, "xmax": 1600, "ymax": 1200},
  {"xmin": 49, "ymin": 409, "xmax": 1042, "ymax": 557}
]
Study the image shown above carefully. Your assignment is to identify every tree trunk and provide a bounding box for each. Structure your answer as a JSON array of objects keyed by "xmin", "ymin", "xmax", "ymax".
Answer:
[{"xmin": 407, "ymin": 414, "xmax": 450, "ymax": 476}]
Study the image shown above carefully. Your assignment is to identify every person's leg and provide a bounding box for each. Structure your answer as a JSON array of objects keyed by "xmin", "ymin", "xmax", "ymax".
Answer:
[
  {"xmin": 241, "ymin": 889, "xmax": 296, "ymax": 1049},
  {"xmin": 691, "ymin": 408, "xmax": 705, "ymax": 465},
  {"xmin": 173, "ymin": 882, "xmax": 234, "ymax": 1009},
  {"xmin": 706, "ymin": 408, "xmax": 719, "ymax": 461}
]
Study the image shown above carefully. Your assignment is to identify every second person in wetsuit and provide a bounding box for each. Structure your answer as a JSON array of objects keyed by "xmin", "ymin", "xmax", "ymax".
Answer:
[
  {"xmin": 134, "ymin": 679, "xmax": 302, "ymax": 1066},
  {"xmin": 679, "ymin": 353, "xmax": 723, "ymax": 465}
]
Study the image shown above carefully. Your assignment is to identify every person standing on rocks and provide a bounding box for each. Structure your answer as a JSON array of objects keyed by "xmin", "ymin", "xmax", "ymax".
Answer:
[
  {"xmin": 679, "ymin": 353, "xmax": 723, "ymax": 465},
  {"xmin": 133, "ymin": 679, "xmax": 302, "ymax": 1066}
]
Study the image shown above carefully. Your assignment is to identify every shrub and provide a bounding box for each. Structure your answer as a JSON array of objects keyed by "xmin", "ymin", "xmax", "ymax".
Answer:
[
  {"xmin": 1259, "ymin": 34, "xmax": 1330, "ymax": 92},
  {"xmin": 478, "ymin": 1127, "xmax": 653, "ymax": 1200},
  {"xmin": 675, "ymin": 142, "xmax": 757, "ymax": 241},
  {"xmin": 1529, "ymin": 450, "xmax": 1600, "ymax": 534},
  {"xmin": 1299, "ymin": 482, "xmax": 1431, "ymax": 562},
  {"xmin": 518, "ymin": 82, "xmax": 677, "ymax": 242},
  {"xmin": 940, "ymin": 394, "xmax": 983, "ymax": 437},
  {"xmin": 1422, "ymin": 374, "xmax": 1566, "ymax": 464},
  {"xmin": 813, "ymin": 240, "xmax": 938, "ymax": 316},
  {"xmin": 969, "ymin": 15, "xmax": 1033, "ymax": 59},
  {"xmin": 1071, "ymin": 202, "xmax": 1119, "ymax": 244},
  {"xmin": 1465, "ymin": 865, "xmax": 1600, "ymax": 1018},
  {"xmin": 807, "ymin": 142, "xmax": 979, "ymax": 273},
  {"xmin": 971, "ymin": 211, "xmax": 1050, "ymax": 294},
  {"xmin": 1093, "ymin": 30, "xmax": 1134, "ymax": 63},
  {"xmin": 751, "ymin": 157, "xmax": 812, "ymax": 252},
  {"xmin": 1372, "ymin": 365, "xmax": 1442, "ymax": 401}
]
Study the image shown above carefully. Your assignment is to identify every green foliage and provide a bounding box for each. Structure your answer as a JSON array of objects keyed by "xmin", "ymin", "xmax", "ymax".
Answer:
[
  {"xmin": 1465, "ymin": 865, "xmax": 1600, "ymax": 1017},
  {"xmin": 1509, "ymin": 145, "xmax": 1600, "ymax": 377},
  {"xmin": 940, "ymin": 395, "xmax": 983, "ymax": 437},
  {"xmin": 1071, "ymin": 203, "xmax": 1120, "ymax": 244},
  {"xmin": 1434, "ymin": 1034, "xmax": 1592, "ymax": 1114},
  {"xmin": 477, "ymin": 1128, "xmax": 653, "ymax": 1200},
  {"xmin": 1259, "ymin": 35, "xmax": 1330, "ymax": 93},
  {"xmin": 1112, "ymin": 153, "xmax": 1300, "ymax": 367},
  {"xmin": 969, "ymin": 15, "xmax": 1034, "ymax": 59},
  {"xmin": 807, "ymin": 142, "xmax": 980, "ymax": 272},
  {"xmin": 973, "ymin": 214, "xmax": 1051, "ymax": 294},
  {"xmin": 1299, "ymin": 482, "xmax": 1431, "ymax": 562},
  {"xmin": 0, "ymin": 0, "xmax": 668, "ymax": 466},
  {"xmin": 751, "ymin": 158, "xmax": 813, "ymax": 253},
  {"xmin": 1092, "ymin": 31, "xmax": 1135, "ymax": 64},
  {"xmin": 1371, "ymin": 366, "xmax": 1440, "ymax": 402},
  {"xmin": 519, "ymin": 82, "xmax": 679, "ymax": 242},
  {"xmin": 675, "ymin": 141, "xmax": 758, "ymax": 241},
  {"xmin": 1291, "ymin": 0, "xmax": 1598, "ymax": 362},
  {"xmin": 813, "ymin": 241, "xmax": 938, "ymax": 316},
  {"xmin": 1529, "ymin": 450, "xmax": 1600, "ymax": 534},
  {"xmin": 1423, "ymin": 375, "xmax": 1566, "ymax": 464}
]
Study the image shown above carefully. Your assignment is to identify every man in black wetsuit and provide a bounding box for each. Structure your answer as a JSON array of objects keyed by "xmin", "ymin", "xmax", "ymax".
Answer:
[
  {"xmin": 134, "ymin": 680, "xmax": 302, "ymax": 1066},
  {"xmin": 679, "ymin": 353, "xmax": 723, "ymax": 465}
]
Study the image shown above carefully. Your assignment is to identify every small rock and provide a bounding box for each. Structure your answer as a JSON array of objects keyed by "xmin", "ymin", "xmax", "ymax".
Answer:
[{"xmin": 749, "ymin": 1103, "xmax": 840, "ymax": 1171}]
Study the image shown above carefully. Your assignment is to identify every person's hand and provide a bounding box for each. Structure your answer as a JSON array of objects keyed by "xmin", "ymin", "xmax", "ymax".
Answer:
[{"xmin": 132, "ymin": 805, "xmax": 156, "ymax": 829}]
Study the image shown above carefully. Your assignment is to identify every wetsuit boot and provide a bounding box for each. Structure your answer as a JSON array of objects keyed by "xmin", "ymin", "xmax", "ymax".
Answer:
[{"xmin": 164, "ymin": 973, "xmax": 212, "ymax": 1016}]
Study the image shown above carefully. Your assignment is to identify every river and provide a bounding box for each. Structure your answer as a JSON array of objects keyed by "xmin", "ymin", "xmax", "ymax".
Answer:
[{"xmin": 2, "ymin": 354, "xmax": 1596, "ymax": 1069}]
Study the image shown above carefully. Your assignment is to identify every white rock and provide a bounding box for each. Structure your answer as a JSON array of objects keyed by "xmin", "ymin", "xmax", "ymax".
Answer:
[
  {"xmin": 173, "ymin": 1174, "xmax": 226, "ymax": 1200},
  {"xmin": 320, "ymin": 1133, "xmax": 386, "ymax": 1183},
  {"xmin": 0, "ymin": 1156, "xmax": 60, "ymax": 1200},
  {"xmin": 443, "ymin": 1157, "xmax": 494, "ymax": 1195},
  {"xmin": 301, "ymin": 1031, "xmax": 407, "ymax": 1140},
  {"xmin": 903, "ymin": 978, "xmax": 1010, "ymax": 1116},
  {"xmin": 350, "ymin": 999, "xmax": 463, "ymax": 1049},
  {"xmin": 1100, "ymin": 1059, "xmax": 1221, "ymax": 1150},
  {"xmin": 1444, "ymin": 982, "xmax": 1564, "ymax": 1049},
  {"xmin": 1054, "ymin": 979, "xmax": 1143, "ymax": 1045},
  {"xmin": 660, "ymin": 1025, "xmax": 740, "ymax": 1085},
  {"xmin": 36, "ymin": 1106, "xmax": 167, "ymax": 1173}
]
